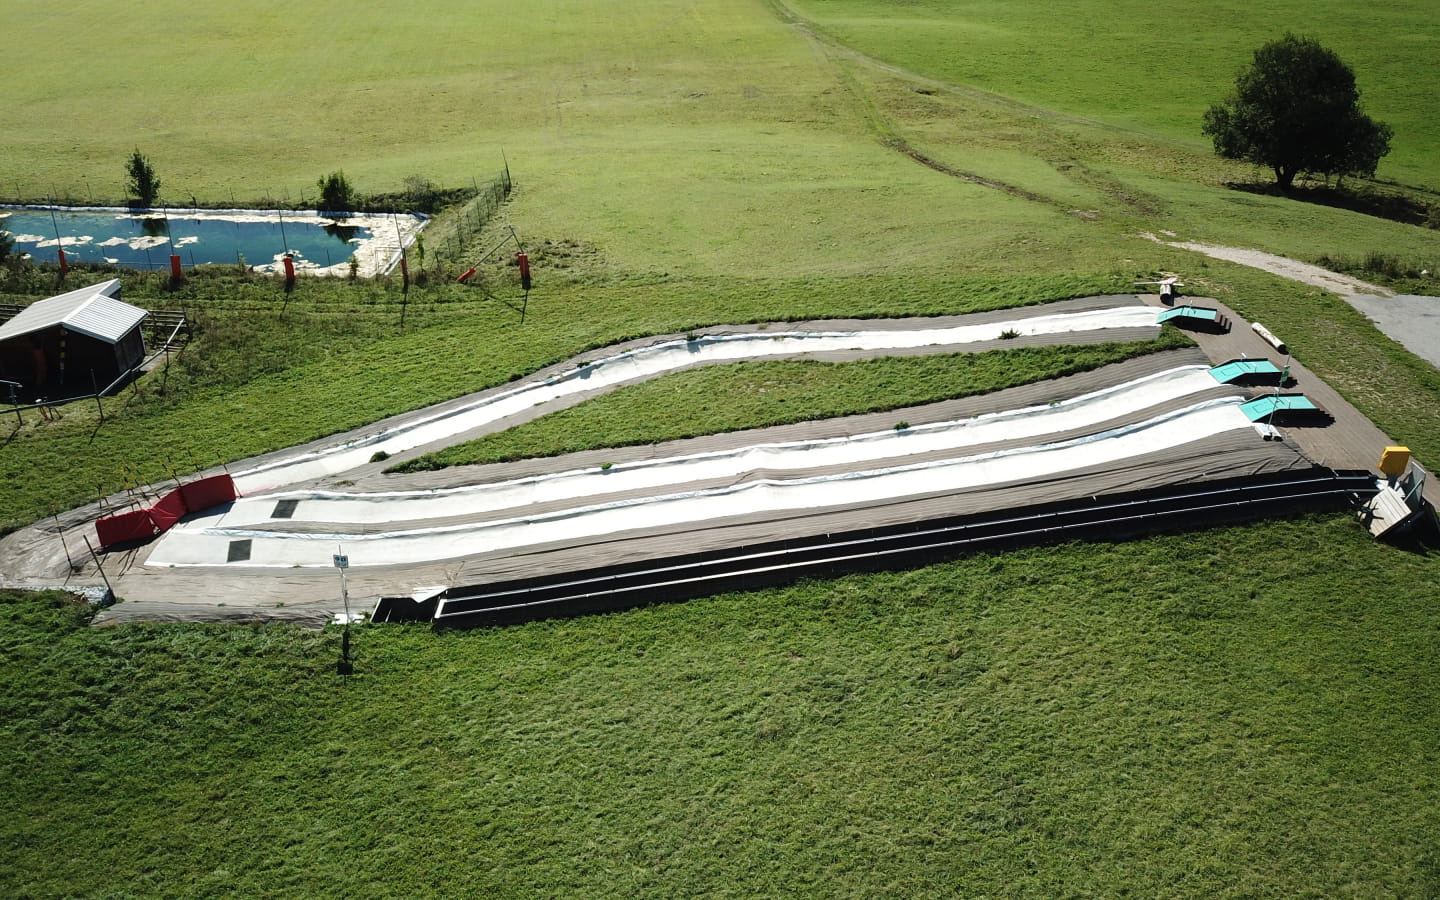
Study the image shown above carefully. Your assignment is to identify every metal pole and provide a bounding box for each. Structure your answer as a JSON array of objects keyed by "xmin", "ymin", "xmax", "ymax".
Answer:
[
  {"xmin": 393, "ymin": 211, "xmax": 410, "ymax": 321},
  {"xmin": 54, "ymin": 510, "xmax": 75, "ymax": 572},
  {"xmin": 163, "ymin": 204, "xmax": 176, "ymax": 257},
  {"xmin": 340, "ymin": 567, "xmax": 351, "ymax": 624},
  {"xmin": 48, "ymin": 203, "xmax": 65, "ymax": 267},
  {"xmin": 91, "ymin": 370, "xmax": 104, "ymax": 421},
  {"xmin": 81, "ymin": 535, "xmax": 114, "ymax": 599},
  {"xmin": 2, "ymin": 380, "xmax": 21, "ymax": 428},
  {"xmin": 475, "ymin": 232, "xmax": 515, "ymax": 265},
  {"xmin": 335, "ymin": 545, "xmax": 353, "ymax": 676}
]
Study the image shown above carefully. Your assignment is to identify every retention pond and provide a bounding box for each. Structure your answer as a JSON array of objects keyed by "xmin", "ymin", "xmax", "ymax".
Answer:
[{"xmin": 0, "ymin": 206, "xmax": 424, "ymax": 277}]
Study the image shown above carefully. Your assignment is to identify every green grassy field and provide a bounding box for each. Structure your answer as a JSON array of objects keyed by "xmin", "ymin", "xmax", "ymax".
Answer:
[
  {"xmin": 4, "ymin": 0, "xmax": 1440, "ymax": 895},
  {"xmin": 5, "ymin": 514, "xmax": 1440, "ymax": 897},
  {"xmin": 4, "ymin": 0, "xmax": 1437, "ymax": 279},
  {"xmin": 787, "ymin": 0, "xmax": 1440, "ymax": 187}
]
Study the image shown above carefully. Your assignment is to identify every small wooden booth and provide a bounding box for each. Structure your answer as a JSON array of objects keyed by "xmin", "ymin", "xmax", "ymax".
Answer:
[{"xmin": 0, "ymin": 280, "xmax": 146, "ymax": 394}]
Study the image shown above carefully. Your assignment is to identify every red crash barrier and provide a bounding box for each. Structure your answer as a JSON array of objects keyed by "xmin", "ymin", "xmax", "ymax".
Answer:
[
  {"xmin": 95, "ymin": 509, "xmax": 158, "ymax": 547},
  {"xmin": 94, "ymin": 474, "xmax": 240, "ymax": 549},
  {"xmin": 180, "ymin": 473, "xmax": 238, "ymax": 511},
  {"xmin": 147, "ymin": 489, "xmax": 190, "ymax": 533}
]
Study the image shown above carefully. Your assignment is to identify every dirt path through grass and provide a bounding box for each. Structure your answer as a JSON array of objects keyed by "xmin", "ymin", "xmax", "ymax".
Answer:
[{"xmin": 1147, "ymin": 234, "xmax": 1440, "ymax": 369}]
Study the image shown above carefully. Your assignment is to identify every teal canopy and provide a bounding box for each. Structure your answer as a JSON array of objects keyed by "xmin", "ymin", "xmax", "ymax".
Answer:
[
  {"xmin": 1240, "ymin": 394, "xmax": 1319, "ymax": 421},
  {"xmin": 1157, "ymin": 305, "xmax": 1220, "ymax": 324},
  {"xmin": 1209, "ymin": 359, "xmax": 1282, "ymax": 384}
]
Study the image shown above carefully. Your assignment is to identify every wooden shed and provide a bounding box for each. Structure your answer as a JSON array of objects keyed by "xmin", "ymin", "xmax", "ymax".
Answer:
[{"xmin": 0, "ymin": 280, "xmax": 146, "ymax": 394}]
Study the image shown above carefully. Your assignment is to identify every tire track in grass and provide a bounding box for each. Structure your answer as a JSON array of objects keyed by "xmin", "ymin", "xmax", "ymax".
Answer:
[{"xmin": 765, "ymin": 0, "xmax": 1163, "ymax": 218}]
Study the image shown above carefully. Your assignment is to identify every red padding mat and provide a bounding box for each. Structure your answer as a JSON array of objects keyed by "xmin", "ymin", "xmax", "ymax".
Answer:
[
  {"xmin": 148, "ymin": 489, "xmax": 191, "ymax": 533},
  {"xmin": 180, "ymin": 473, "xmax": 238, "ymax": 512},
  {"xmin": 96, "ymin": 509, "xmax": 158, "ymax": 547}
]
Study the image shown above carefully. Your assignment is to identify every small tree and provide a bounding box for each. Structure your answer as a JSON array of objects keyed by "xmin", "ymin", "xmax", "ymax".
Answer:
[
  {"xmin": 1202, "ymin": 34, "xmax": 1392, "ymax": 190},
  {"xmin": 316, "ymin": 171, "xmax": 357, "ymax": 212},
  {"xmin": 125, "ymin": 149, "xmax": 161, "ymax": 208}
]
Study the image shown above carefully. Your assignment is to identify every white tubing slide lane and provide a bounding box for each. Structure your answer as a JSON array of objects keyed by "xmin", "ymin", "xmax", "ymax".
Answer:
[
  {"xmin": 228, "ymin": 306, "xmax": 1161, "ymax": 495},
  {"xmin": 197, "ymin": 365, "xmax": 1222, "ymax": 529},
  {"xmin": 146, "ymin": 397, "xmax": 1256, "ymax": 569}
]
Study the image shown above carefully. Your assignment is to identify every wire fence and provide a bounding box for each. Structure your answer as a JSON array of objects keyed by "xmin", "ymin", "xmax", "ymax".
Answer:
[{"xmin": 411, "ymin": 167, "xmax": 513, "ymax": 274}]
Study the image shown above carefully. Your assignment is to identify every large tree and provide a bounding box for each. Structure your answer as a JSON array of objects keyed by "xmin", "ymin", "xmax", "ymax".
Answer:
[{"xmin": 1202, "ymin": 34, "xmax": 1392, "ymax": 190}]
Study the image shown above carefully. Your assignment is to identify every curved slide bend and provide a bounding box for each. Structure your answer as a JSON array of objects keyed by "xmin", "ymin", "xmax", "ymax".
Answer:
[{"xmin": 228, "ymin": 305, "xmax": 1161, "ymax": 494}]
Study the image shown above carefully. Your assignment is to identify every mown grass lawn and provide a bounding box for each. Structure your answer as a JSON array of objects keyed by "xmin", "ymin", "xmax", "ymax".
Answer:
[
  {"xmin": 788, "ymin": 0, "xmax": 1440, "ymax": 188},
  {"xmin": 3, "ymin": 0, "xmax": 1440, "ymax": 895},
  {"xmin": 4, "ymin": 513, "xmax": 1439, "ymax": 897}
]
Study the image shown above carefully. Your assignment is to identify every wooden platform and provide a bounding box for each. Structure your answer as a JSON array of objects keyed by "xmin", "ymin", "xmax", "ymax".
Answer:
[{"xmin": 1361, "ymin": 485, "xmax": 1417, "ymax": 537}]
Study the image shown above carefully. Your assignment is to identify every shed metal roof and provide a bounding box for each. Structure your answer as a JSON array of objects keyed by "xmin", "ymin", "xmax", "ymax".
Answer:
[
  {"xmin": 1209, "ymin": 358, "xmax": 1282, "ymax": 384},
  {"xmin": 1240, "ymin": 394, "xmax": 1319, "ymax": 421},
  {"xmin": 0, "ymin": 279, "xmax": 145, "ymax": 345},
  {"xmin": 1156, "ymin": 305, "xmax": 1220, "ymax": 324}
]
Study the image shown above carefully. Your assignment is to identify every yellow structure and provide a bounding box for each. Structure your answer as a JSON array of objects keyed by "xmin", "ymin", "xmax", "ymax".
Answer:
[{"xmin": 1378, "ymin": 446, "xmax": 1411, "ymax": 477}]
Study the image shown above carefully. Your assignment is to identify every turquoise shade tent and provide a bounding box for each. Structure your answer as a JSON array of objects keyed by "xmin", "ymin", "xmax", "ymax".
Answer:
[
  {"xmin": 1209, "ymin": 358, "xmax": 1282, "ymax": 385},
  {"xmin": 1240, "ymin": 394, "xmax": 1322, "ymax": 422},
  {"xmin": 1156, "ymin": 305, "xmax": 1220, "ymax": 325}
]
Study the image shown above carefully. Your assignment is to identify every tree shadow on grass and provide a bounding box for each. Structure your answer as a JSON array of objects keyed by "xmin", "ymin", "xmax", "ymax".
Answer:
[{"xmin": 1226, "ymin": 180, "xmax": 1438, "ymax": 228}]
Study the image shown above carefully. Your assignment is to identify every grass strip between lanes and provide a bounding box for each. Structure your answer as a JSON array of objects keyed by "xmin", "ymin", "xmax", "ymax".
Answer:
[{"xmin": 395, "ymin": 329, "xmax": 1193, "ymax": 472}]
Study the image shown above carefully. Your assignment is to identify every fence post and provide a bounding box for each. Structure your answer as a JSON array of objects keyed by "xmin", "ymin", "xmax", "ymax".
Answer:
[{"xmin": 90, "ymin": 370, "xmax": 104, "ymax": 422}]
